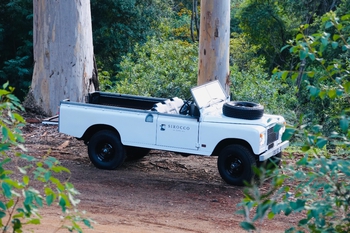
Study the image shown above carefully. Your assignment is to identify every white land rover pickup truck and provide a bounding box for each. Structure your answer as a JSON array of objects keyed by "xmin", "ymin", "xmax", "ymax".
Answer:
[{"xmin": 59, "ymin": 80, "xmax": 289, "ymax": 186}]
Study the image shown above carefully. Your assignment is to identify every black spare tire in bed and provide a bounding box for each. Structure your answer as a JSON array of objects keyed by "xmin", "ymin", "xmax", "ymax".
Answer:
[{"xmin": 222, "ymin": 101, "xmax": 264, "ymax": 120}]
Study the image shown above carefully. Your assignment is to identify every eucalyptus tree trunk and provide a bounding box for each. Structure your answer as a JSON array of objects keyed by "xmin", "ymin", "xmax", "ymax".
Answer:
[
  {"xmin": 27, "ymin": 0, "xmax": 98, "ymax": 116},
  {"xmin": 197, "ymin": 0, "xmax": 230, "ymax": 94}
]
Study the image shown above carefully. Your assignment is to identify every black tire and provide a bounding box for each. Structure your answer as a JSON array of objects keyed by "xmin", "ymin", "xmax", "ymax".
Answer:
[
  {"xmin": 125, "ymin": 146, "xmax": 150, "ymax": 161},
  {"xmin": 257, "ymin": 152, "xmax": 282, "ymax": 170},
  {"xmin": 88, "ymin": 130, "xmax": 125, "ymax": 169},
  {"xmin": 222, "ymin": 101, "xmax": 264, "ymax": 120},
  {"xmin": 217, "ymin": 145, "xmax": 256, "ymax": 186}
]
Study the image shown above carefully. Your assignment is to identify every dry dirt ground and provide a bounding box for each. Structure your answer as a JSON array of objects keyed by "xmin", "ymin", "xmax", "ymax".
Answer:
[{"xmin": 20, "ymin": 118, "xmax": 299, "ymax": 233}]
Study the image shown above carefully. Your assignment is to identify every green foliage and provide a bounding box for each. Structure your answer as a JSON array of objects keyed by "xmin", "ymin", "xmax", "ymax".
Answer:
[
  {"xmin": 230, "ymin": 58, "xmax": 298, "ymax": 123},
  {"xmin": 238, "ymin": 155, "xmax": 350, "ymax": 233},
  {"xmin": 236, "ymin": 0, "xmax": 290, "ymax": 70},
  {"xmin": 229, "ymin": 32, "xmax": 261, "ymax": 70},
  {"xmin": 275, "ymin": 10, "xmax": 350, "ymax": 139},
  {"xmin": 0, "ymin": 83, "xmax": 92, "ymax": 232},
  {"xmin": 170, "ymin": 4, "xmax": 196, "ymax": 42},
  {"xmin": 238, "ymin": 10, "xmax": 350, "ymax": 233},
  {"xmin": 113, "ymin": 38, "xmax": 198, "ymax": 99},
  {"xmin": 0, "ymin": 0, "xmax": 33, "ymax": 100},
  {"xmin": 91, "ymin": 0, "xmax": 174, "ymax": 75}
]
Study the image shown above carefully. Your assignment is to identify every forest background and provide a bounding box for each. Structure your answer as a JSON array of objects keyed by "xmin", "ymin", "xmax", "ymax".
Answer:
[
  {"xmin": 0, "ymin": 0, "xmax": 348, "ymax": 128},
  {"xmin": 0, "ymin": 0, "xmax": 350, "ymax": 232}
]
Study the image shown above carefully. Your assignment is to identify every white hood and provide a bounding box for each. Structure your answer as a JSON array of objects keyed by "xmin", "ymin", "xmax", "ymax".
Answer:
[{"xmin": 201, "ymin": 111, "xmax": 285, "ymax": 127}]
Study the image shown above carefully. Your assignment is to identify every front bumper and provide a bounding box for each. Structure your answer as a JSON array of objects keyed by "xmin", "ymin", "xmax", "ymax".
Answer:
[{"xmin": 259, "ymin": 141, "xmax": 290, "ymax": 161}]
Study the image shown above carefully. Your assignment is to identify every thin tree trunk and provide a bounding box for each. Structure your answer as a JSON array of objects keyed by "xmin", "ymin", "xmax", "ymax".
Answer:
[
  {"xmin": 26, "ymin": 0, "xmax": 97, "ymax": 116},
  {"xmin": 197, "ymin": 0, "xmax": 230, "ymax": 94}
]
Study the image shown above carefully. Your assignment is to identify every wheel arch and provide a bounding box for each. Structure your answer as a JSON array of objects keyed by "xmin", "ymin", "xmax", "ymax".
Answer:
[
  {"xmin": 211, "ymin": 139, "xmax": 254, "ymax": 157},
  {"xmin": 80, "ymin": 124, "xmax": 120, "ymax": 143}
]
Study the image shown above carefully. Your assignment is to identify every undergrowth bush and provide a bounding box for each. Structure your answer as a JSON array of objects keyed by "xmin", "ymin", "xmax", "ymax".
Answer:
[
  {"xmin": 113, "ymin": 37, "xmax": 198, "ymax": 99},
  {"xmin": 238, "ymin": 11, "xmax": 350, "ymax": 233},
  {"xmin": 0, "ymin": 82, "xmax": 92, "ymax": 232}
]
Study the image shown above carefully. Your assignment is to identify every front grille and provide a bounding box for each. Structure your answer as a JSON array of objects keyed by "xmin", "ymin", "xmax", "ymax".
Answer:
[{"xmin": 267, "ymin": 126, "xmax": 278, "ymax": 145}]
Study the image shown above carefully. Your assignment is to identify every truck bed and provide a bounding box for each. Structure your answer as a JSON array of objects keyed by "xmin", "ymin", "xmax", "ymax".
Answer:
[{"xmin": 87, "ymin": 92, "xmax": 167, "ymax": 110}]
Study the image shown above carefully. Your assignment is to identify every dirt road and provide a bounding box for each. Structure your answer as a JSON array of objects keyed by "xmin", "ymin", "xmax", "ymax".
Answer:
[{"xmin": 22, "ymin": 122, "xmax": 294, "ymax": 233}]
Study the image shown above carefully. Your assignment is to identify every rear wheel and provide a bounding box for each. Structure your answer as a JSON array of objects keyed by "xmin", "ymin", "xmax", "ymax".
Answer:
[
  {"xmin": 88, "ymin": 130, "xmax": 125, "ymax": 169},
  {"xmin": 217, "ymin": 145, "xmax": 256, "ymax": 186}
]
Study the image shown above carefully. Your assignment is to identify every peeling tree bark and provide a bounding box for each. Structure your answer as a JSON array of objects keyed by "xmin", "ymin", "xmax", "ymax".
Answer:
[
  {"xmin": 197, "ymin": 0, "xmax": 230, "ymax": 94},
  {"xmin": 27, "ymin": 0, "xmax": 97, "ymax": 116}
]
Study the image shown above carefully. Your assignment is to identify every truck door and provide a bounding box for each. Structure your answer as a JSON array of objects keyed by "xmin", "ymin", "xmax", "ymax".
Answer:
[{"xmin": 156, "ymin": 115, "xmax": 199, "ymax": 150}]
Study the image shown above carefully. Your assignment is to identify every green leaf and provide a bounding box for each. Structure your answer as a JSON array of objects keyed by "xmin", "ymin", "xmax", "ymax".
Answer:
[
  {"xmin": 26, "ymin": 219, "xmax": 40, "ymax": 225},
  {"xmin": 59, "ymin": 196, "xmax": 67, "ymax": 212},
  {"xmin": 333, "ymin": 34, "xmax": 340, "ymax": 40},
  {"xmin": 0, "ymin": 158, "xmax": 11, "ymax": 166},
  {"xmin": 46, "ymin": 194, "xmax": 55, "ymax": 206},
  {"xmin": 24, "ymin": 191, "xmax": 33, "ymax": 206},
  {"xmin": 2, "ymin": 82, "xmax": 9, "ymax": 90},
  {"xmin": 83, "ymin": 219, "xmax": 92, "ymax": 228},
  {"xmin": 284, "ymin": 207, "xmax": 292, "ymax": 216},
  {"xmin": 290, "ymin": 199, "xmax": 306, "ymax": 212},
  {"xmin": 6, "ymin": 199, "xmax": 14, "ymax": 209},
  {"xmin": 49, "ymin": 177, "xmax": 65, "ymax": 191},
  {"xmin": 12, "ymin": 218, "xmax": 22, "ymax": 231},
  {"xmin": 19, "ymin": 154, "xmax": 36, "ymax": 162},
  {"xmin": 44, "ymin": 171, "xmax": 51, "ymax": 182},
  {"xmin": 12, "ymin": 113, "xmax": 25, "ymax": 123},
  {"xmin": 296, "ymin": 33, "xmax": 303, "ymax": 40},
  {"xmin": 23, "ymin": 176, "xmax": 29, "ymax": 185},
  {"xmin": 281, "ymin": 45, "xmax": 290, "ymax": 52},
  {"xmin": 336, "ymin": 89, "xmax": 343, "ymax": 96},
  {"xmin": 344, "ymin": 81, "xmax": 350, "ymax": 93},
  {"xmin": 307, "ymin": 71, "xmax": 315, "ymax": 77},
  {"xmin": 267, "ymin": 211, "xmax": 275, "ymax": 219},
  {"xmin": 51, "ymin": 166, "xmax": 70, "ymax": 174},
  {"xmin": 291, "ymin": 72, "xmax": 298, "ymax": 81},
  {"xmin": 1, "ymin": 182, "xmax": 12, "ymax": 198},
  {"xmin": 331, "ymin": 41, "xmax": 338, "ymax": 49},
  {"xmin": 325, "ymin": 21, "xmax": 334, "ymax": 29},
  {"xmin": 316, "ymin": 138, "xmax": 327, "ymax": 149},
  {"xmin": 341, "ymin": 14, "xmax": 350, "ymax": 20},
  {"xmin": 301, "ymin": 145, "xmax": 310, "ymax": 152},
  {"xmin": 0, "ymin": 211, "xmax": 6, "ymax": 218},
  {"xmin": 0, "ymin": 143, "xmax": 10, "ymax": 152},
  {"xmin": 0, "ymin": 201, "xmax": 6, "ymax": 210},
  {"xmin": 342, "ymin": 45, "xmax": 350, "ymax": 51},
  {"xmin": 299, "ymin": 219, "xmax": 309, "ymax": 226},
  {"xmin": 321, "ymin": 37, "xmax": 328, "ymax": 47},
  {"xmin": 340, "ymin": 118, "xmax": 349, "ymax": 133},
  {"xmin": 17, "ymin": 166, "xmax": 27, "ymax": 174},
  {"xmin": 35, "ymin": 195, "xmax": 43, "ymax": 207},
  {"xmin": 308, "ymin": 53, "xmax": 315, "ymax": 61},
  {"xmin": 299, "ymin": 50, "xmax": 308, "ymax": 60},
  {"xmin": 282, "ymin": 128, "xmax": 295, "ymax": 141},
  {"xmin": 309, "ymin": 86, "xmax": 319, "ymax": 97},
  {"xmin": 328, "ymin": 89, "xmax": 336, "ymax": 99},
  {"xmin": 2, "ymin": 127, "xmax": 9, "ymax": 141},
  {"xmin": 273, "ymin": 124, "xmax": 283, "ymax": 132},
  {"xmin": 240, "ymin": 221, "xmax": 256, "ymax": 230},
  {"xmin": 281, "ymin": 71, "xmax": 289, "ymax": 80}
]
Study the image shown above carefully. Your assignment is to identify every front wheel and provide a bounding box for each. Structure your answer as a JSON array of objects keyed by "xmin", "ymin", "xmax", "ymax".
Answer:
[
  {"xmin": 88, "ymin": 130, "xmax": 125, "ymax": 169},
  {"xmin": 217, "ymin": 145, "xmax": 256, "ymax": 186}
]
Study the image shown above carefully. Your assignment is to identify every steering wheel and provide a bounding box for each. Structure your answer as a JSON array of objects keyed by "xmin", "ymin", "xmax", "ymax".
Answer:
[{"xmin": 179, "ymin": 99, "xmax": 192, "ymax": 115}]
